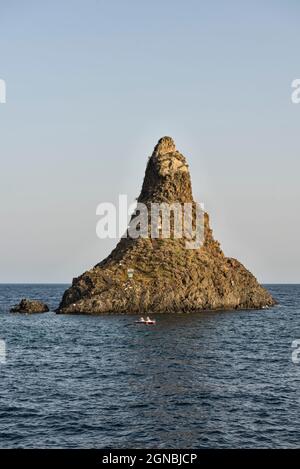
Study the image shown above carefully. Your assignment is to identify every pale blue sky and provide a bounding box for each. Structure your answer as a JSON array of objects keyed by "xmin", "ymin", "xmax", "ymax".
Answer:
[{"xmin": 0, "ymin": 0, "xmax": 299, "ymax": 283}]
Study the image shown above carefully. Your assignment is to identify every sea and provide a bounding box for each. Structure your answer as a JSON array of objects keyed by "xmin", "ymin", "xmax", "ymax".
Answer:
[{"xmin": 0, "ymin": 284, "xmax": 299, "ymax": 448}]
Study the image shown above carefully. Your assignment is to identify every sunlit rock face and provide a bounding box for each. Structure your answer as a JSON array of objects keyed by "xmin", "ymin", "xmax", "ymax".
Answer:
[{"xmin": 57, "ymin": 137, "xmax": 276, "ymax": 314}]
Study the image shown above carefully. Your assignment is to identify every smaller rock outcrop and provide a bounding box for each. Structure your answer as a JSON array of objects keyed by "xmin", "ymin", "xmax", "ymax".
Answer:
[{"xmin": 10, "ymin": 299, "xmax": 49, "ymax": 314}]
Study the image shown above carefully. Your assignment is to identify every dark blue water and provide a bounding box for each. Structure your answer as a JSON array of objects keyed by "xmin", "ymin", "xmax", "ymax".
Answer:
[{"xmin": 0, "ymin": 284, "xmax": 300, "ymax": 448}]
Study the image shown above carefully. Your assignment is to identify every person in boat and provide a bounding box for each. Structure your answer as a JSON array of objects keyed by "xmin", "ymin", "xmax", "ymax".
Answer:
[
  {"xmin": 140, "ymin": 317, "xmax": 145, "ymax": 322},
  {"xmin": 146, "ymin": 316, "xmax": 151, "ymax": 322}
]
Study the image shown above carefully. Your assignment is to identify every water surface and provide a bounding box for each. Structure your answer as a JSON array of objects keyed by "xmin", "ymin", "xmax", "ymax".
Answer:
[{"xmin": 0, "ymin": 284, "xmax": 299, "ymax": 448}]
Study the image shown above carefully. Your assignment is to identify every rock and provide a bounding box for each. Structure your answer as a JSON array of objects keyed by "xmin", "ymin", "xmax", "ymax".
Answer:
[
  {"xmin": 57, "ymin": 136, "xmax": 276, "ymax": 314},
  {"xmin": 10, "ymin": 299, "xmax": 49, "ymax": 314}
]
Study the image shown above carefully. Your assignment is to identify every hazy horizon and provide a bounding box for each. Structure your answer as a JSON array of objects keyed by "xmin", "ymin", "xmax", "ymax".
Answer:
[{"xmin": 1, "ymin": 0, "xmax": 300, "ymax": 283}]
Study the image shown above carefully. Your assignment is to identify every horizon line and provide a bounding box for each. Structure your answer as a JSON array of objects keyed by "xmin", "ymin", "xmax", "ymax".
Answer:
[{"xmin": 0, "ymin": 282, "xmax": 299, "ymax": 286}]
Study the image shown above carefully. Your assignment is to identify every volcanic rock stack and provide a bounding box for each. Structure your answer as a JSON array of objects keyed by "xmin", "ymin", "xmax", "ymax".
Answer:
[
  {"xmin": 11, "ymin": 299, "xmax": 49, "ymax": 314},
  {"xmin": 57, "ymin": 137, "xmax": 275, "ymax": 314}
]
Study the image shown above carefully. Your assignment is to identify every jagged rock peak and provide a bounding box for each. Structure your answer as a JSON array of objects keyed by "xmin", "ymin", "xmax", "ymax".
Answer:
[
  {"xmin": 138, "ymin": 136, "xmax": 192, "ymax": 204},
  {"xmin": 153, "ymin": 136, "xmax": 176, "ymax": 156}
]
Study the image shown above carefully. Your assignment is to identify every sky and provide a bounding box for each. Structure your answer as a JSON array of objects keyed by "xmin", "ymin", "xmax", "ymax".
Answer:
[{"xmin": 0, "ymin": 0, "xmax": 299, "ymax": 283}]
